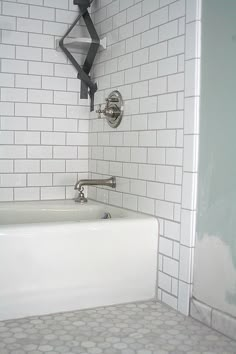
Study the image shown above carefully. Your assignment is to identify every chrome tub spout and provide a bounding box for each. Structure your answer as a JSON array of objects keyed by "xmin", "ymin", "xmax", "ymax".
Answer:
[{"xmin": 74, "ymin": 176, "xmax": 116, "ymax": 203}]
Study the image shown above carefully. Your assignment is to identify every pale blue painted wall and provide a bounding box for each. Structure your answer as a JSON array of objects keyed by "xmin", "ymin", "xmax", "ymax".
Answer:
[{"xmin": 193, "ymin": 0, "xmax": 236, "ymax": 316}]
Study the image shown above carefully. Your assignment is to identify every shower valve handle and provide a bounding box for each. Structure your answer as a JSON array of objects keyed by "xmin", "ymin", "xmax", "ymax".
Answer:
[
  {"xmin": 96, "ymin": 104, "xmax": 104, "ymax": 119},
  {"xmin": 96, "ymin": 104, "xmax": 119, "ymax": 119},
  {"xmin": 96, "ymin": 90, "xmax": 124, "ymax": 128}
]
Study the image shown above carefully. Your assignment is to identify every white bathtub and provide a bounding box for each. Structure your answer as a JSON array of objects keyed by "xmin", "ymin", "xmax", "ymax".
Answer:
[{"xmin": 0, "ymin": 200, "xmax": 158, "ymax": 321}]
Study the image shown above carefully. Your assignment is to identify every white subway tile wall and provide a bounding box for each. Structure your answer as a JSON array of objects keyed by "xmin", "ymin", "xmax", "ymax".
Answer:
[
  {"xmin": 0, "ymin": 0, "xmax": 90, "ymax": 201},
  {"xmin": 88, "ymin": 0, "xmax": 201, "ymax": 314},
  {"xmin": 0, "ymin": 0, "xmax": 201, "ymax": 315}
]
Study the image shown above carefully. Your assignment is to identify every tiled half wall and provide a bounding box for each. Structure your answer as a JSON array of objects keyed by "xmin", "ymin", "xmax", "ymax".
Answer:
[{"xmin": 88, "ymin": 0, "xmax": 201, "ymax": 315}]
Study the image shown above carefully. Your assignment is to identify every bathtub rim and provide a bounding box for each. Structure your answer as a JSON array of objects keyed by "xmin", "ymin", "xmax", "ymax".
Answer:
[{"xmin": 0, "ymin": 198, "xmax": 160, "ymax": 227}]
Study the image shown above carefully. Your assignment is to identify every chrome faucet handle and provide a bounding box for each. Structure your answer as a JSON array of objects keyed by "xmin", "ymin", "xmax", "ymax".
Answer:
[
  {"xmin": 96, "ymin": 104, "xmax": 105, "ymax": 119},
  {"xmin": 96, "ymin": 91, "xmax": 123, "ymax": 128},
  {"xmin": 96, "ymin": 104, "xmax": 120, "ymax": 120}
]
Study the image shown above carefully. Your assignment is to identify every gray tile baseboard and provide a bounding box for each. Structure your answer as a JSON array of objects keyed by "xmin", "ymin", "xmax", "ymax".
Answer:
[{"xmin": 190, "ymin": 298, "xmax": 236, "ymax": 341}]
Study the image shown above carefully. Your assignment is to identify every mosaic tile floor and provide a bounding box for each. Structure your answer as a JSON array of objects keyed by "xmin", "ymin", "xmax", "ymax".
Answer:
[{"xmin": 0, "ymin": 301, "xmax": 236, "ymax": 354}]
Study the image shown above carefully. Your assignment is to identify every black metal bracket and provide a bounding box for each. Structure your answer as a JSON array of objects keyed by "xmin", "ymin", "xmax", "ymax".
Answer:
[{"xmin": 59, "ymin": 0, "xmax": 99, "ymax": 111}]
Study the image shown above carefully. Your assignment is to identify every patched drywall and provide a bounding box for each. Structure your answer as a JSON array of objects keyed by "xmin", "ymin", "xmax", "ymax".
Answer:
[
  {"xmin": 194, "ymin": 236, "xmax": 236, "ymax": 317},
  {"xmin": 193, "ymin": 0, "xmax": 236, "ymax": 316}
]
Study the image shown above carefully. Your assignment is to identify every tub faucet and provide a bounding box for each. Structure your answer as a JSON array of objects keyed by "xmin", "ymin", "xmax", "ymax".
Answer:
[{"xmin": 74, "ymin": 176, "xmax": 116, "ymax": 203}]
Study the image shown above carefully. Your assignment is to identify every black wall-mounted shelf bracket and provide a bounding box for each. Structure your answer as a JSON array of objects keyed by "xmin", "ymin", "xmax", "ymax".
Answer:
[{"xmin": 59, "ymin": 0, "xmax": 100, "ymax": 111}]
